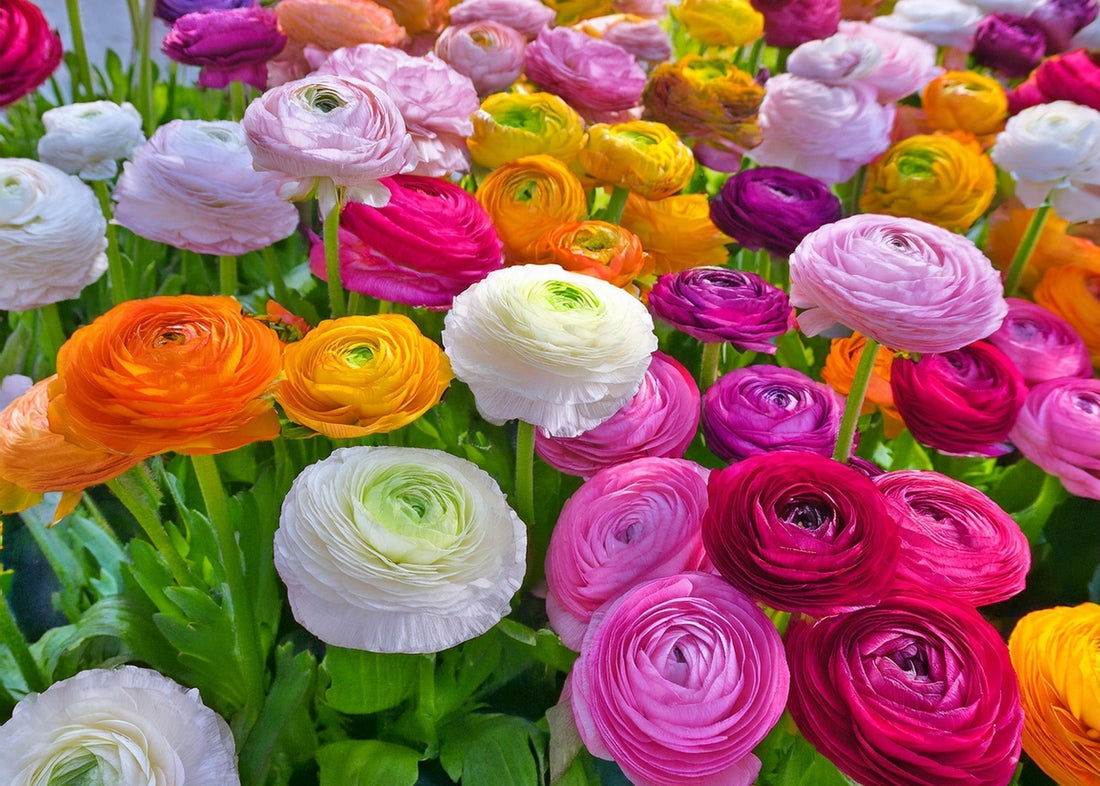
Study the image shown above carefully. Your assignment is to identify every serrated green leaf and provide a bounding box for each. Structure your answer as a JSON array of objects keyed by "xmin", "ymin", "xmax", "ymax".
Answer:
[
  {"xmin": 439, "ymin": 713, "xmax": 546, "ymax": 786},
  {"xmin": 323, "ymin": 647, "xmax": 420, "ymax": 715},
  {"xmin": 317, "ymin": 740, "xmax": 421, "ymax": 786}
]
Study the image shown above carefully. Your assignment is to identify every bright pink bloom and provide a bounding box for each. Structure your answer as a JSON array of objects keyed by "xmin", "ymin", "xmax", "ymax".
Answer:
[
  {"xmin": 0, "ymin": 0, "xmax": 62, "ymax": 108},
  {"xmin": 524, "ymin": 27, "xmax": 646, "ymax": 118},
  {"xmin": 1011, "ymin": 377, "xmax": 1100, "ymax": 499}
]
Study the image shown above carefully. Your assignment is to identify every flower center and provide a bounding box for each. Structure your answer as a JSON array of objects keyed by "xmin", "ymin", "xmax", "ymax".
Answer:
[
  {"xmin": 888, "ymin": 642, "xmax": 932, "ymax": 681},
  {"xmin": 1074, "ymin": 392, "xmax": 1100, "ymax": 416},
  {"xmin": 344, "ymin": 344, "xmax": 375, "ymax": 368},
  {"xmin": 779, "ymin": 496, "xmax": 833, "ymax": 532},
  {"xmin": 302, "ymin": 86, "xmax": 345, "ymax": 114}
]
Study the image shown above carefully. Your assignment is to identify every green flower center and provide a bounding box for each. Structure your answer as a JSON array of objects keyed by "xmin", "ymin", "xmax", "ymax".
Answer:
[
  {"xmin": 302, "ymin": 86, "xmax": 345, "ymax": 114},
  {"xmin": 344, "ymin": 344, "xmax": 375, "ymax": 368},
  {"xmin": 896, "ymin": 151, "xmax": 936, "ymax": 179},
  {"xmin": 536, "ymin": 280, "xmax": 600, "ymax": 311},
  {"xmin": 45, "ymin": 751, "xmax": 119, "ymax": 786},
  {"xmin": 496, "ymin": 108, "xmax": 545, "ymax": 133}
]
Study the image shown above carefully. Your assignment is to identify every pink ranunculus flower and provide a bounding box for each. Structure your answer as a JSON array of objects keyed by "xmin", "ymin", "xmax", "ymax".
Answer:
[
  {"xmin": 571, "ymin": 573, "xmax": 790, "ymax": 786},
  {"xmin": 534, "ymin": 351, "xmax": 700, "ymax": 478},
  {"xmin": 0, "ymin": 0, "xmax": 62, "ymax": 108},
  {"xmin": 871, "ymin": 0, "xmax": 983, "ymax": 50},
  {"xmin": 162, "ymin": 5, "xmax": 287, "ymax": 91},
  {"xmin": 1010, "ymin": 377, "xmax": 1100, "ymax": 499},
  {"xmin": 747, "ymin": 74, "xmax": 895, "ymax": 184},
  {"xmin": 433, "ymin": 21, "xmax": 527, "ymax": 96},
  {"xmin": 242, "ymin": 73, "xmax": 416, "ymax": 215},
  {"xmin": 312, "ymin": 44, "xmax": 479, "ymax": 177},
  {"xmin": 113, "ymin": 120, "xmax": 299, "ymax": 256},
  {"xmin": 789, "ymin": 214, "xmax": 1008, "ymax": 354},
  {"xmin": 447, "ymin": 0, "xmax": 555, "ymax": 38},
  {"xmin": 545, "ymin": 457, "xmax": 710, "ymax": 649},
  {"xmin": 835, "ymin": 20, "xmax": 942, "ymax": 102},
  {"xmin": 308, "ymin": 174, "xmax": 503, "ymax": 310},
  {"xmin": 754, "ymin": 0, "xmax": 841, "ymax": 48},
  {"xmin": 574, "ymin": 14, "xmax": 672, "ymax": 67},
  {"xmin": 987, "ymin": 298, "xmax": 1093, "ymax": 386},
  {"xmin": 613, "ymin": 0, "xmax": 667, "ymax": 16}
]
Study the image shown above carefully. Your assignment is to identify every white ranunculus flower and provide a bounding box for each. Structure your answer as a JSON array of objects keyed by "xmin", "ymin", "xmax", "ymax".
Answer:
[
  {"xmin": 0, "ymin": 159, "xmax": 108, "ymax": 312},
  {"xmin": 275, "ymin": 446, "xmax": 527, "ymax": 654},
  {"xmin": 871, "ymin": 0, "xmax": 983, "ymax": 50},
  {"xmin": 36, "ymin": 101, "xmax": 145, "ymax": 181},
  {"xmin": 442, "ymin": 264, "xmax": 658, "ymax": 438},
  {"xmin": 0, "ymin": 666, "xmax": 239, "ymax": 785},
  {"xmin": 991, "ymin": 101, "xmax": 1100, "ymax": 223}
]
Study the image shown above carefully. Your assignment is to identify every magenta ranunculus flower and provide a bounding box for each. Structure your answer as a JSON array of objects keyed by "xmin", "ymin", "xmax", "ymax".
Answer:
[
  {"xmin": 874, "ymin": 470, "xmax": 1030, "ymax": 606},
  {"xmin": 434, "ymin": 21, "xmax": 526, "ymax": 96},
  {"xmin": 312, "ymin": 44, "xmax": 479, "ymax": 177},
  {"xmin": 308, "ymin": 174, "xmax": 503, "ymax": 310},
  {"xmin": 786, "ymin": 590, "xmax": 1024, "ymax": 786},
  {"xmin": 973, "ymin": 13, "xmax": 1047, "ymax": 78},
  {"xmin": 154, "ymin": 0, "xmax": 255, "ymax": 24},
  {"xmin": 891, "ymin": 341, "xmax": 1027, "ymax": 457},
  {"xmin": 702, "ymin": 450, "xmax": 900, "ymax": 616},
  {"xmin": 545, "ymin": 457, "xmax": 710, "ymax": 649},
  {"xmin": 701, "ymin": 365, "xmax": 846, "ymax": 462},
  {"xmin": 1010, "ymin": 377, "xmax": 1100, "ymax": 499},
  {"xmin": 987, "ymin": 298, "xmax": 1092, "ymax": 386},
  {"xmin": 789, "ymin": 214, "xmax": 1008, "ymax": 354},
  {"xmin": 754, "ymin": 0, "xmax": 841, "ymax": 48},
  {"xmin": 571, "ymin": 573, "xmax": 790, "ymax": 786},
  {"xmin": 524, "ymin": 27, "xmax": 647, "ymax": 119},
  {"xmin": 535, "ymin": 351, "xmax": 700, "ymax": 478},
  {"xmin": 647, "ymin": 268, "xmax": 794, "ymax": 352},
  {"xmin": 0, "ymin": 0, "xmax": 62, "ymax": 108},
  {"xmin": 162, "ymin": 6, "xmax": 286, "ymax": 90},
  {"xmin": 447, "ymin": 0, "xmax": 555, "ymax": 38}
]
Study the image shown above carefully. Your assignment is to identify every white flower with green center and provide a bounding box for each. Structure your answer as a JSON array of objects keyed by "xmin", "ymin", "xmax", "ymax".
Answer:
[
  {"xmin": 274, "ymin": 446, "xmax": 526, "ymax": 653},
  {"xmin": 0, "ymin": 666, "xmax": 239, "ymax": 785},
  {"xmin": 442, "ymin": 264, "xmax": 658, "ymax": 438}
]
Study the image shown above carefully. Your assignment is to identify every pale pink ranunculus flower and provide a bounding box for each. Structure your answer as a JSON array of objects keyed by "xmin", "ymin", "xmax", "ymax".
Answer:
[
  {"xmin": 574, "ymin": 14, "xmax": 671, "ymax": 68},
  {"xmin": 612, "ymin": 0, "xmax": 667, "ymax": 18},
  {"xmin": 113, "ymin": 120, "xmax": 299, "ymax": 255},
  {"xmin": 434, "ymin": 21, "xmax": 527, "ymax": 96},
  {"xmin": 747, "ymin": 74, "xmax": 895, "ymax": 184},
  {"xmin": 1010, "ymin": 377, "xmax": 1100, "ymax": 499},
  {"xmin": 311, "ymin": 44, "xmax": 479, "ymax": 177},
  {"xmin": 807, "ymin": 21, "xmax": 942, "ymax": 102},
  {"xmin": 447, "ymin": 0, "xmax": 555, "ymax": 38}
]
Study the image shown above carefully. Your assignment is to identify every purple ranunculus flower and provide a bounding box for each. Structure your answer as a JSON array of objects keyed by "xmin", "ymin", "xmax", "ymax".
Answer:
[
  {"xmin": 986, "ymin": 298, "xmax": 1092, "ymax": 387},
  {"xmin": 1030, "ymin": 0, "xmax": 1098, "ymax": 53},
  {"xmin": 162, "ymin": 6, "xmax": 286, "ymax": 91},
  {"xmin": 648, "ymin": 267, "xmax": 794, "ymax": 352},
  {"xmin": 972, "ymin": 14, "xmax": 1047, "ymax": 78},
  {"xmin": 754, "ymin": 0, "xmax": 841, "ymax": 48},
  {"xmin": 710, "ymin": 166, "xmax": 842, "ymax": 258},
  {"xmin": 1010, "ymin": 376, "xmax": 1100, "ymax": 499},
  {"xmin": 701, "ymin": 364, "xmax": 846, "ymax": 462},
  {"xmin": 154, "ymin": 0, "xmax": 255, "ymax": 24}
]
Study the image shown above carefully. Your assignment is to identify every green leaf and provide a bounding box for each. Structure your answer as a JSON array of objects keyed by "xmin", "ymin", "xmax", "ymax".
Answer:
[
  {"xmin": 323, "ymin": 647, "xmax": 420, "ymax": 715},
  {"xmin": 439, "ymin": 713, "xmax": 546, "ymax": 786},
  {"xmin": 497, "ymin": 620, "xmax": 578, "ymax": 674},
  {"xmin": 317, "ymin": 740, "xmax": 421, "ymax": 786},
  {"xmin": 987, "ymin": 460, "xmax": 1069, "ymax": 545},
  {"xmin": 867, "ymin": 428, "xmax": 933, "ymax": 472},
  {"xmin": 754, "ymin": 715, "xmax": 847, "ymax": 786}
]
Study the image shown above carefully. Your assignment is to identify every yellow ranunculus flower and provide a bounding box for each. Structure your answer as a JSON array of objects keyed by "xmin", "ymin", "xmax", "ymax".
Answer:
[
  {"xmin": 986, "ymin": 201, "xmax": 1100, "ymax": 294},
  {"xmin": 1008, "ymin": 604, "xmax": 1100, "ymax": 785},
  {"xmin": 468, "ymin": 93, "xmax": 586, "ymax": 171},
  {"xmin": 922, "ymin": 71, "xmax": 1008, "ymax": 142},
  {"xmin": 621, "ymin": 192, "xmax": 731, "ymax": 274},
  {"xmin": 275, "ymin": 314, "xmax": 453, "ymax": 438},
  {"xmin": 1034, "ymin": 264, "xmax": 1100, "ymax": 369},
  {"xmin": 860, "ymin": 133, "xmax": 996, "ymax": 233},
  {"xmin": 671, "ymin": 0, "xmax": 763, "ymax": 48},
  {"xmin": 580, "ymin": 121, "xmax": 695, "ymax": 200}
]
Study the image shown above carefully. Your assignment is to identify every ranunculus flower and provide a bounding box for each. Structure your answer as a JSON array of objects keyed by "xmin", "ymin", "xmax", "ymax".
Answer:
[
  {"xmin": 0, "ymin": 0, "xmax": 62, "ymax": 108},
  {"xmin": 830, "ymin": 21, "xmax": 942, "ymax": 102},
  {"xmin": 573, "ymin": 14, "xmax": 671, "ymax": 66},
  {"xmin": 434, "ymin": 21, "xmax": 527, "ymax": 96},
  {"xmin": 154, "ymin": 0, "xmax": 254, "ymax": 23},
  {"xmin": 891, "ymin": 341, "xmax": 1027, "ymax": 456},
  {"xmin": 1034, "ymin": 264, "xmax": 1100, "ymax": 366},
  {"xmin": 448, "ymin": 0, "xmax": 556, "ymax": 38},
  {"xmin": 648, "ymin": 268, "xmax": 793, "ymax": 352},
  {"xmin": 786, "ymin": 27, "xmax": 883, "ymax": 86},
  {"xmin": 701, "ymin": 365, "xmax": 845, "ymax": 461},
  {"xmin": 579, "ymin": 120, "xmax": 695, "ymax": 200},
  {"xmin": 710, "ymin": 166, "xmax": 841, "ymax": 258},
  {"xmin": 748, "ymin": 74, "xmax": 895, "ymax": 185},
  {"xmin": 545, "ymin": 458, "xmax": 710, "ymax": 648},
  {"xmin": 1031, "ymin": 0, "xmax": 1098, "ymax": 52},
  {"xmin": 373, "ymin": 0, "xmax": 447, "ymax": 35},
  {"xmin": 1010, "ymin": 376, "xmax": 1100, "ymax": 498},
  {"xmin": 274, "ymin": 315, "xmax": 452, "ymax": 438},
  {"xmin": 113, "ymin": 120, "xmax": 299, "ymax": 256},
  {"xmin": 0, "ymin": 158, "xmax": 107, "ymax": 312},
  {"xmin": 987, "ymin": 297, "xmax": 1093, "ymax": 385},
  {"xmin": 753, "ymin": 0, "xmax": 840, "ymax": 48},
  {"xmin": 162, "ymin": 6, "xmax": 287, "ymax": 90},
  {"xmin": 870, "ymin": 0, "xmax": 983, "ymax": 50},
  {"xmin": 672, "ymin": 0, "xmax": 764, "ymax": 47},
  {"xmin": 822, "ymin": 333, "xmax": 904, "ymax": 436},
  {"xmin": 571, "ymin": 573, "xmax": 789, "ymax": 786},
  {"xmin": 874, "ymin": 470, "xmax": 1030, "ymax": 605},
  {"xmin": 533, "ymin": 220, "xmax": 652, "ymax": 289},
  {"xmin": 47, "ymin": 295, "xmax": 284, "ymax": 458},
  {"xmin": 274, "ymin": 0, "xmax": 406, "ymax": 50},
  {"xmin": 468, "ymin": 92, "xmax": 586, "ymax": 169},
  {"xmin": 442, "ymin": 264, "xmax": 657, "ymax": 437},
  {"xmin": 0, "ymin": 666, "xmax": 239, "ymax": 784},
  {"xmin": 242, "ymin": 73, "xmax": 415, "ymax": 214},
  {"xmin": 1008, "ymin": 49, "xmax": 1100, "ymax": 115},
  {"xmin": 36, "ymin": 101, "xmax": 145, "ymax": 181},
  {"xmin": 1009, "ymin": 603, "xmax": 1100, "ymax": 785},
  {"xmin": 622, "ymin": 192, "xmax": 733, "ymax": 273},
  {"xmin": 312, "ymin": 44, "xmax": 479, "ymax": 178},
  {"xmin": 524, "ymin": 27, "xmax": 646, "ymax": 119},
  {"xmin": 308, "ymin": 174, "xmax": 503, "ymax": 310},
  {"xmin": 475, "ymin": 154, "xmax": 587, "ymax": 263},
  {"xmin": 702, "ymin": 450, "xmax": 900, "ymax": 615},
  {"xmin": 972, "ymin": 13, "xmax": 1047, "ymax": 78},
  {"xmin": 922, "ymin": 69, "xmax": 1008, "ymax": 139},
  {"xmin": 986, "ymin": 201, "xmax": 1100, "ymax": 294},
  {"xmin": 535, "ymin": 351, "xmax": 700, "ymax": 477},
  {"xmin": 991, "ymin": 100, "xmax": 1100, "ymax": 223},
  {"xmin": 787, "ymin": 590, "xmax": 1024, "ymax": 786},
  {"xmin": 274, "ymin": 446, "xmax": 526, "ymax": 652},
  {"xmin": 789, "ymin": 214, "xmax": 1008, "ymax": 354}
]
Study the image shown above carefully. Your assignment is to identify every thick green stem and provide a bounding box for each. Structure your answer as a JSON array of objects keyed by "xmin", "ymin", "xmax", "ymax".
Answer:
[
  {"xmin": 832, "ymin": 337, "xmax": 880, "ymax": 463},
  {"xmin": 602, "ymin": 186, "xmax": 630, "ymax": 225},
  {"xmin": 515, "ymin": 421, "xmax": 535, "ymax": 528},
  {"xmin": 259, "ymin": 245, "xmax": 290, "ymax": 304},
  {"xmin": 36, "ymin": 303, "xmax": 67, "ymax": 364},
  {"xmin": 0, "ymin": 592, "xmax": 46, "ymax": 693},
  {"xmin": 137, "ymin": 0, "xmax": 156, "ymax": 135},
  {"xmin": 745, "ymin": 38, "xmax": 765, "ymax": 75},
  {"xmin": 94, "ymin": 180, "xmax": 129, "ymax": 304},
  {"xmin": 229, "ymin": 80, "xmax": 246, "ymax": 121},
  {"xmin": 847, "ymin": 165, "xmax": 866, "ymax": 216},
  {"xmin": 106, "ymin": 475, "xmax": 191, "ymax": 586},
  {"xmin": 346, "ymin": 291, "xmax": 363, "ymax": 315},
  {"xmin": 1003, "ymin": 201, "xmax": 1052, "ymax": 296},
  {"xmin": 64, "ymin": 0, "xmax": 95, "ymax": 100},
  {"xmin": 323, "ymin": 203, "xmax": 347, "ymax": 318},
  {"xmin": 219, "ymin": 255, "xmax": 238, "ymax": 297},
  {"xmin": 700, "ymin": 341, "xmax": 723, "ymax": 390}
]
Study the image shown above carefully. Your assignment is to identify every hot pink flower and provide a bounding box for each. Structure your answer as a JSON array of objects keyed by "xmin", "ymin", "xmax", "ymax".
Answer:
[
  {"xmin": 1010, "ymin": 377, "xmax": 1100, "ymax": 499},
  {"xmin": 162, "ymin": 5, "xmax": 287, "ymax": 90},
  {"xmin": 0, "ymin": 0, "xmax": 62, "ymax": 108},
  {"xmin": 754, "ymin": 0, "xmax": 841, "ymax": 48},
  {"xmin": 987, "ymin": 298, "xmax": 1092, "ymax": 386}
]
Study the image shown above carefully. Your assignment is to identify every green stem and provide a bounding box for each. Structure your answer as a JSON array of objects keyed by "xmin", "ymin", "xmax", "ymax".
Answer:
[
  {"xmin": 746, "ymin": 37, "xmax": 765, "ymax": 75},
  {"xmin": 137, "ymin": 0, "xmax": 156, "ymax": 135},
  {"xmin": 602, "ymin": 186, "xmax": 630, "ymax": 225},
  {"xmin": 700, "ymin": 341, "xmax": 723, "ymax": 390},
  {"xmin": 64, "ymin": 0, "xmax": 95, "ymax": 100},
  {"xmin": 229, "ymin": 80, "xmax": 247, "ymax": 121},
  {"xmin": 219, "ymin": 255, "xmax": 238, "ymax": 297},
  {"xmin": 847, "ymin": 165, "xmax": 867, "ymax": 216},
  {"xmin": 106, "ymin": 475, "xmax": 192, "ymax": 586},
  {"xmin": 323, "ymin": 202, "xmax": 347, "ymax": 319},
  {"xmin": 259, "ymin": 245, "xmax": 291, "ymax": 304},
  {"xmin": 0, "ymin": 592, "xmax": 46, "ymax": 693},
  {"xmin": 832, "ymin": 337, "xmax": 879, "ymax": 463},
  {"xmin": 36, "ymin": 303, "xmax": 67, "ymax": 365},
  {"xmin": 346, "ymin": 291, "xmax": 363, "ymax": 315},
  {"xmin": 94, "ymin": 180, "xmax": 129, "ymax": 304},
  {"xmin": 1003, "ymin": 201, "xmax": 1052, "ymax": 296},
  {"xmin": 515, "ymin": 421, "xmax": 535, "ymax": 528}
]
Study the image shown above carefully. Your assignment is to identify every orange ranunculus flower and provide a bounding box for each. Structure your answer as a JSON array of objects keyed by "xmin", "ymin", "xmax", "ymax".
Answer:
[
  {"xmin": 468, "ymin": 92, "xmax": 587, "ymax": 171},
  {"xmin": 986, "ymin": 201, "xmax": 1100, "ymax": 294},
  {"xmin": 476, "ymin": 154, "xmax": 588, "ymax": 263},
  {"xmin": 0, "ymin": 377, "xmax": 142, "ymax": 522},
  {"xmin": 1008, "ymin": 603, "xmax": 1100, "ymax": 785},
  {"xmin": 372, "ymin": 0, "xmax": 447, "ymax": 35},
  {"xmin": 275, "ymin": 314, "xmax": 452, "ymax": 439},
  {"xmin": 532, "ymin": 220, "xmax": 653, "ymax": 289},
  {"xmin": 671, "ymin": 0, "xmax": 763, "ymax": 48},
  {"xmin": 1034, "ymin": 265, "xmax": 1100, "ymax": 369},
  {"xmin": 921, "ymin": 71, "xmax": 1008, "ymax": 143},
  {"xmin": 621, "ymin": 192, "xmax": 732, "ymax": 274},
  {"xmin": 275, "ymin": 0, "xmax": 407, "ymax": 51},
  {"xmin": 860, "ymin": 132, "xmax": 996, "ymax": 233},
  {"xmin": 821, "ymin": 333, "xmax": 904, "ymax": 438},
  {"xmin": 580, "ymin": 121, "xmax": 695, "ymax": 200},
  {"xmin": 48, "ymin": 295, "xmax": 284, "ymax": 458}
]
